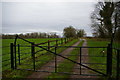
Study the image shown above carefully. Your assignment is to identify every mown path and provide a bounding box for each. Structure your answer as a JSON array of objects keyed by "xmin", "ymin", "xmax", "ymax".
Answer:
[
  {"xmin": 27, "ymin": 41, "xmax": 80, "ymax": 78},
  {"xmin": 70, "ymin": 39, "xmax": 98, "ymax": 78}
]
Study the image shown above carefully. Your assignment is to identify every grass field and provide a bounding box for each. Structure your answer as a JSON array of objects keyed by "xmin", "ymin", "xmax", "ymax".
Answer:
[
  {"xmin": 2, "ymin": 38, "xmax": 59, "ymax": 71},
  {"xmin": 2, "ymin": 38, "xmax": 119, "ymax": 78},
  {"xmin": 2, "ymin": 38, "xmax": 79, "ymax": 78},
  {"xmin": 87, "ymin": 39, "xmax": 119, "ymax": 78}
]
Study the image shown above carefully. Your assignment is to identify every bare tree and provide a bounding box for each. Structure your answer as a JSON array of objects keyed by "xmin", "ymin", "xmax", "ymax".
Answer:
[
  {"xmin": 114, "ymin": 2, "xmax": 120, "ymax": 42},
  {"xmin": 91, "ymin": 1, "xmax": 115, "ymax": 38}
]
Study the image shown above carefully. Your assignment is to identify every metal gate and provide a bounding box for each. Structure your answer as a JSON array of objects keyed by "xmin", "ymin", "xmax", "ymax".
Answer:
[{"xmin": 10, "ymin": 35, "xmax": 120, "ymax": 79}]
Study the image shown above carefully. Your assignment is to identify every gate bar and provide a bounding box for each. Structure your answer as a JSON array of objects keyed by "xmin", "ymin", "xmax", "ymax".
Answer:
[
  {"xmin": 14, "ymin": 35, "xmax": 18, "ymax": 69},
  {"xmin": 35, "ymin": 45, "xmax": 107, "ymax": 76},
  {"xmin": 18, "ymin": 44, "xmax": 20, "ymax": 65}
]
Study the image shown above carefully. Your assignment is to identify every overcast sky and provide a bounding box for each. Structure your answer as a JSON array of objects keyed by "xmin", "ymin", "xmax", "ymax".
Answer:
[{"xmin": 2, "ymin": 1, "xmax": 97, "ymax": 36}]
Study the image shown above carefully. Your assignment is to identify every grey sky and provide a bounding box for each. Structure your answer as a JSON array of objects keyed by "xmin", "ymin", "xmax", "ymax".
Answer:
[{"xmin": 2, "ymin": 2, "xmax": 96, "ymax": 36}]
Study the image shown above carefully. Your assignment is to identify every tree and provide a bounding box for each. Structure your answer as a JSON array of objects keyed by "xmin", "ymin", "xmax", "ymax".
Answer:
[
  {"xmin": 114, "ymin": 2, "xmax": 120, "ymax": 41},
  {"xmin": 77, "ymin": 29, "xmax": 86, "ymax": 38},
  {"xmin": 63, "ymin": 26, "xmax": 77, "ymax": 38},
  {"xmin": 91, "ymin": 2, "xmax": 115, "ymax": 38}
]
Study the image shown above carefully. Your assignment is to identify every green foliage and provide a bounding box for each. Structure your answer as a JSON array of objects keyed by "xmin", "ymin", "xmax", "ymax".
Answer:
[
  {"xmin": 77, "ymin": 29, "xmax": 86, "ymax": 37},
  {"xmin": 63, "ymin": 26, "xmax": 86, "ymax": 38},
  {"xmin": 63, "ymin": 26, "xmax": 77, "ymax": 38}
]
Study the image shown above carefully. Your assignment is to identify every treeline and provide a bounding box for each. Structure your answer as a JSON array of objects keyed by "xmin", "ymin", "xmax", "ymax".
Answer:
[
  {"xmin": 63, "ymin": 26, "xmax": 86, "ymax": 38},
  {"xmin": 2, "ymin": 26, "xmax": 86, "ymax": 39},
  {"xmin": 2, "ymin": 32, "xmax": 60, "ymax": 39},
  {"xmin": 91, "ymin": 1, "xmax": 120, "ymax": 41}
]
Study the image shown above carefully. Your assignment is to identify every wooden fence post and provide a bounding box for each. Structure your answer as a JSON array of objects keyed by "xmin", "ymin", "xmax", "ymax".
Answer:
[
  {"xmin": 10, "ymin": 43, "xmax": 14, "ymax": 69},
  {"xmin": 31, "ymin": 42, "xmax": 35, "ymax": 71},
  {"xmin": 48, "ymin": 40, "xmax": 50, "ymax": 50},
  {"xmin": 61, "ymin": 38, "xmax": 63, "ymax": 44},
  {"xmin": 56, "ymin": 40, "xmax": 58, "ymax": 47}
]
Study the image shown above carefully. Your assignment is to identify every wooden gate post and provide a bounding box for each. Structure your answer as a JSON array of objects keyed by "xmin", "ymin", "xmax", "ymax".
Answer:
[
  {"xmin": 107, "ymin": 44, "xmax": 112, "ymax": 77},
  {"xmin": 10, "ymin": 43, "xmax": 14, "ymax": 69},
  {"xmin": 14, "ymin": 43, "xmax": 17, "ymax": 69},
  {"xmin": 31, "ymin": 42, "xmax": 35, "ymax": 71}
]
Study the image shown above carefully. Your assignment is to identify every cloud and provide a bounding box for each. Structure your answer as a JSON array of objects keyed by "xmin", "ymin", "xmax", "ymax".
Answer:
[
  {"xmin": 2, "ymin": 0, "xmax": 97, "ymax": 2},
  {"xmin": 2, "ymin": 2, "xmax": 95, "ymax": 36}
]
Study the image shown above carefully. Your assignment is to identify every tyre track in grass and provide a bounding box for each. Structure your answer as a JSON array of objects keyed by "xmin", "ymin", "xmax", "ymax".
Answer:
[
  {"xmin": 70, "ymin": 39, "xmax": 98, "ymax": 79},
  {"xmin": 27, "ymin": 41, "xmax": 80, "ymax": 78}
]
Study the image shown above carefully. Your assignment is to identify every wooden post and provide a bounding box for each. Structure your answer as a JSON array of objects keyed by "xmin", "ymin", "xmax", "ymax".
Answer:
[
  {"xmin": 61, "ymin": 38, "xmax": 63, "ymax": 44},
  {"xmin": 31, "ymin": 42, "xmax": 35, "ymax": 71},
  {"xmin": 14, "ymin": 43, "xmax": 17, "ymax": 69},
  {"xmin": 48, "ymin": 40, "xmax": 50, "ymax": 50},
  {"xmin": 10, "ymin": 43, "xmax": 14, "ymax": 69},
  {"xmin": 56, "ymin": 40, "xmax": 58, "ymax": 47}
]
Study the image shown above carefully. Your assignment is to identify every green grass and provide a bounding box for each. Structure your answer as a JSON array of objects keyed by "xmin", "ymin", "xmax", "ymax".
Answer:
[
  {"xmin": 87, "ymin": 39, "xmax": 108, "ymax": 76},
  {"xmin": 2, "ymin": 38, "xmax": 78, "ymax": 78},
  {"xmin": 87, "ymin": 39, "xmax": 119, "ymax": 79},
  {"xmin": 2, "ymin": 38, "xmax": 59, "ymax": 71},
  {"xmin": 46, "ymin": 40, "xmax": 84, "ymax": 79}
]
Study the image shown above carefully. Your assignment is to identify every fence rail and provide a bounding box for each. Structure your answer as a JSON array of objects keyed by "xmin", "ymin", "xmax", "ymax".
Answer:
[{"xmin": 2, "ymin": 35, "xmax": 74, "ymax": 71}]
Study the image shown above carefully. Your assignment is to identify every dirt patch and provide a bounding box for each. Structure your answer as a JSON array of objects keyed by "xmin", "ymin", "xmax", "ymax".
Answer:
[{"xmin": 27, "ymin": 41, "xmax": 80, "ymax": 78}]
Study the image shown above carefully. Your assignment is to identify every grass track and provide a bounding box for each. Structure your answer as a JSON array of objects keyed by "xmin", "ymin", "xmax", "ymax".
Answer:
[{"xmin": 46, "ymin": 40, "xmax": 84, "ymax": 78}]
